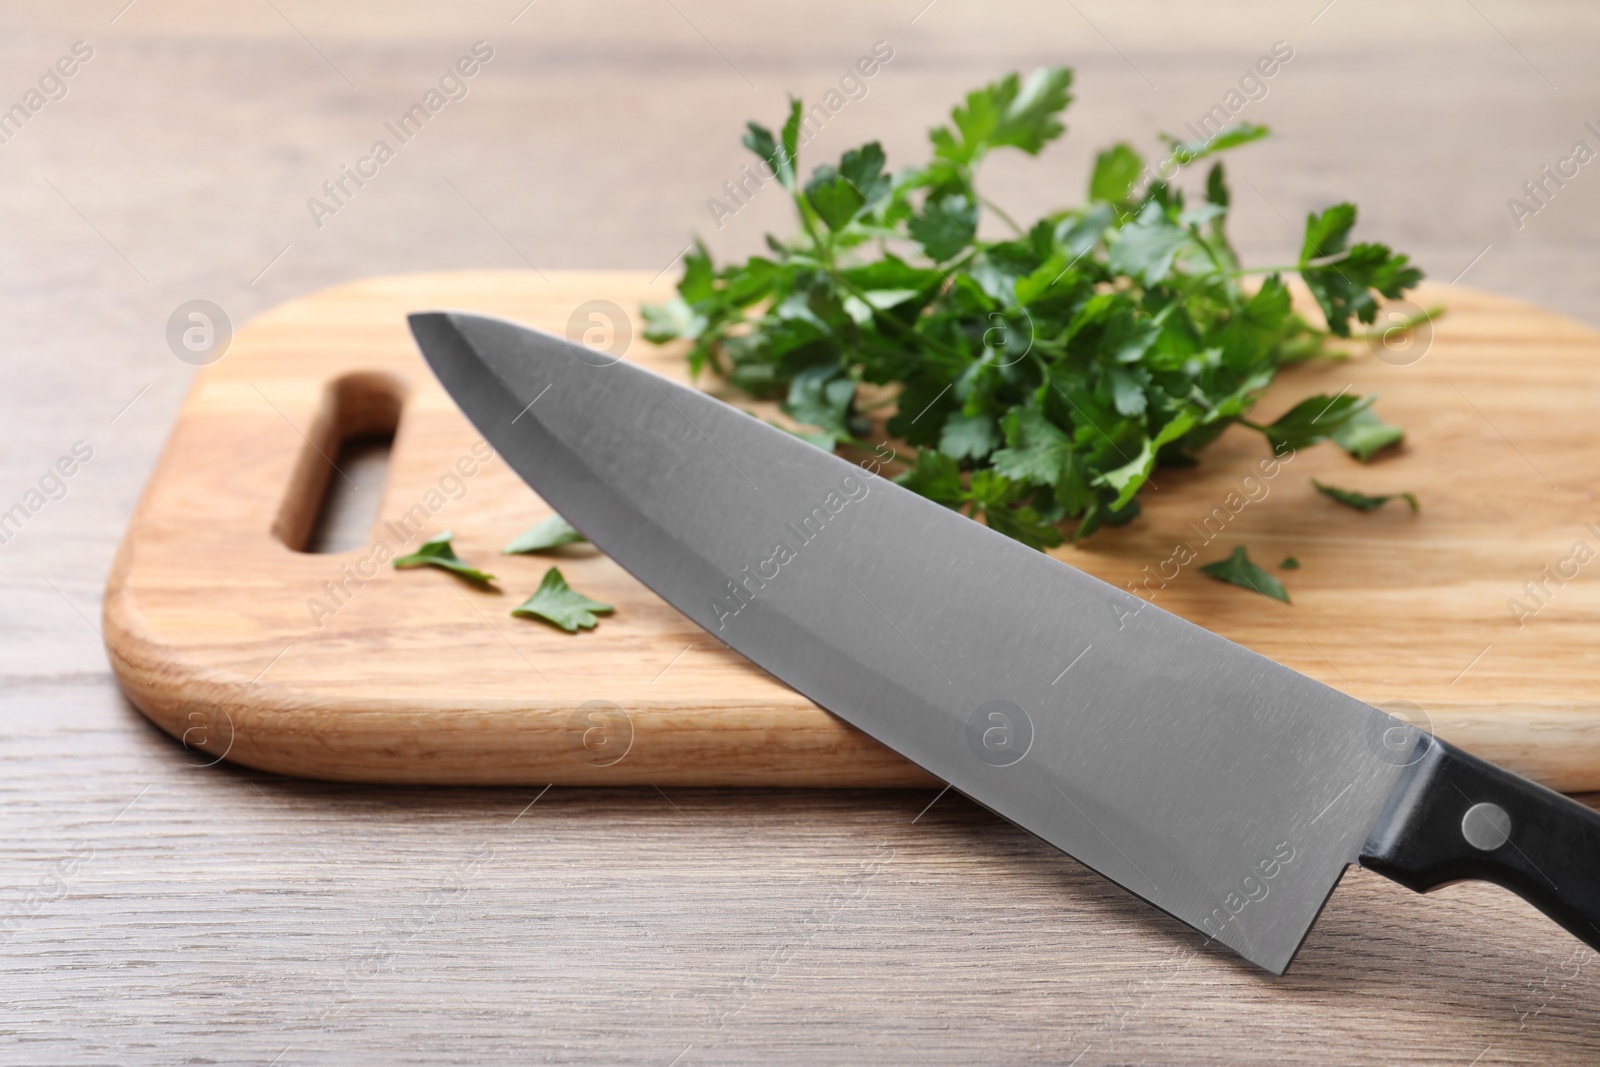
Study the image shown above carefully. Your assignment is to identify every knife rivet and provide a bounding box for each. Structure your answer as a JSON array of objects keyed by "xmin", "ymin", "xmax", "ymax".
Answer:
[{"xmin": 1461, "ymin": 802, "xmax": 1511, "ymax": 851}]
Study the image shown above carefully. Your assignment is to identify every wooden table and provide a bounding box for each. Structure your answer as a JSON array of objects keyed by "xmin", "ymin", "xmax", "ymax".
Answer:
[{"xmin": 3, "ymin": 2, "xmax": 1599, "ymax": 1062}]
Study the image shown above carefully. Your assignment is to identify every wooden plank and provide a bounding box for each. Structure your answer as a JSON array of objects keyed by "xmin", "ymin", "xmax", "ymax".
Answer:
[{"xmin": 105, "ymin": 270, "xmax": 1600, "ymax": 789}]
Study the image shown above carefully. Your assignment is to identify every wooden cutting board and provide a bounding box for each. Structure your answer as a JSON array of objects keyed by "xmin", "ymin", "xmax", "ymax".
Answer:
[{"xmin": 104, "ymin": 271, "xmax": 1600, "ymax": 789}]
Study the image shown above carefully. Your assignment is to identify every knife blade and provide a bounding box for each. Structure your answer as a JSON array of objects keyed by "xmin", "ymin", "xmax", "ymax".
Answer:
[{"xmin": 410, "ymin": 310, "xmax": 1600, "ymax": 973}]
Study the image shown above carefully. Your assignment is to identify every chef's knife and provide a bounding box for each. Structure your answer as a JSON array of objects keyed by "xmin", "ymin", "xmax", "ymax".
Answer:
[{"xmin": 409, "ymin": 310, "xmax": 1600, "ymax": 973}]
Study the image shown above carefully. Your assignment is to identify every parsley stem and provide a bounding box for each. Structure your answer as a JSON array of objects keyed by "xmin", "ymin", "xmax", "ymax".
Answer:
[
  {"xmin": 922, "ymin": 245, "xmax": 982, "ymax": 283},
  {"xmin": 1359, "ymin": 304, "xmax": 1445, "ymax": 338},
  {"xmin": 1230, "ymin": 253, "xmax": 1351, "ymax": 277},
  {"xmin": 793, "ymin": 191, "xmax": 830, "ymax": 265},
  {"xmin": 1187, "ymin": 225, "xmax": 1233, "ymax": 284},
  {"xmin": 831, "ymin": 271, "xmax": 968, "ymax": 363},
  {"xmin": 844, "ymin": 278, "xmax": 966, "ymax": 364},
  {"xmin": 979, "ymin": 195, "xmax": 1025, "ymax": 237}
]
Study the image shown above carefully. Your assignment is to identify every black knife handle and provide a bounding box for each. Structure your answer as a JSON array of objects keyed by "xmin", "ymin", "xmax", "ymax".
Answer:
[{"xmin": 1360, "ymin": 735, "xmax": 1600, "ymax": 951}]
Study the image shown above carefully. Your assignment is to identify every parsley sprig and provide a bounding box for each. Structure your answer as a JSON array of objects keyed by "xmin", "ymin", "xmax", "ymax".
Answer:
[{"xmin": 643, "ymin": 67, "xmax": 1423, "ymax": 549}]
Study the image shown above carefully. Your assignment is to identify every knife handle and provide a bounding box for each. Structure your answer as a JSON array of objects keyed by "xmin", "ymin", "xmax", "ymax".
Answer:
[{"xmin": 1360, "ymin": 736, "xmax": 1600, "ymax": 952}]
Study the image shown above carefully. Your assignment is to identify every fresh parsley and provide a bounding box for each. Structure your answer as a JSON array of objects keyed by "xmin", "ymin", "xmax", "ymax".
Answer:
[
  {"xmin": 1200, "ymin": 545, "xmax": 1290, "ymax": 602},
  {"xmin": 511, "ymin": 567, "xmax": 614, "ymax": 632},
  {"xmin": 392, "ymin": 530, "xmax": 495, "ymax": 585},
  {"xmin": 1313, "ymin": 479, "xmax": 1419, "ymax": 513},
  {"xmin": 643, "ymin": 68, "xmax": 1424, "ymax": 550},
  {"xmin": 503, "ymin": 515, "xmax": 586, "ymax": 554}
]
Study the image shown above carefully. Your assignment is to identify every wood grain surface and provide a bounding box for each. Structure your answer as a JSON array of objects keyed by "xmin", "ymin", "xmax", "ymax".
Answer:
[
  {"xmin": 106, "ymin": 270, "xmax": 1600, "ymax": 792},
  {"xmin": 7, "ymin": 1, "xmax": 1600, "ymax": 1063}
]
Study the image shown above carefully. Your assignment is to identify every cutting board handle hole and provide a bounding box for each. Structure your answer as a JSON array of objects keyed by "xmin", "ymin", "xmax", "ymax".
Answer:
[{"xmin": 276, "ymin": 372, "xmax": 405, "ymax": 554}]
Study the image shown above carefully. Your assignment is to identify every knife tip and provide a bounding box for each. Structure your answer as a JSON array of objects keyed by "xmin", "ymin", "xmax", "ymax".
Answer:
[
  {"xmin": 406, "ymin": 310, "xmax": 477, "ymax": 383},
  {"xmin": 406, "ymin": 309, "xmax": 453, "ymax": 336}
]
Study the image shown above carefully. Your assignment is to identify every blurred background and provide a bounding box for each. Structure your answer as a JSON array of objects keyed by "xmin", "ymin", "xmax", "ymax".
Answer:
[{"xmin": 4, "ymin": 1, "xmax": 1600, "ymax": 1063}]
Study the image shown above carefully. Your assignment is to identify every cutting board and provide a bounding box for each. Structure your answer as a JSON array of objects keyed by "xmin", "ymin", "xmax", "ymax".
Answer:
[{"xmin": 104, "ymin": 271, "xmax": 1600, "ymax": 789}]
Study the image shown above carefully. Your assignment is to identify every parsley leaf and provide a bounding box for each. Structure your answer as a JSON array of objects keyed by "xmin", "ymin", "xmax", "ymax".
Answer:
[
  {"xmin": 1160, "ymin": 122, "xmax": 1270, "ymax": 166},
  {"xmin": 965, "ymin": 470, "xmax": 1064, "ymax": 549},
  {"xmin": 503, "ymin": 515, "xmax": 586, "ymax": 554},
  {"xmin": 1108, "ymin": 202, "xmax": 1192, "ymax": 284},
  {"xmin": 392, "ymin": 531, "xmax": 495, "ymax": 585},
  {"xmin": 805, "ymin": 142, "xmax": 891, "ymax": 231},
  {"xmin": 741, "ymin": 98, "xmax": 801, "ymax": 190},
  {"xmin": 1313, "ymin": 480, "xmax": 1419, "ymax": 513},
  {"xmin": 909, "ymin": 194, "xmax": 978, "ymax": 262},
  {"xmin": 510, "ymin": 567, "xmax": 614, "ymax": 632},
  {"xmin": 894, "ymin": 449, "xmax": 965, "ymax": 507},
  {"xmin": 931, "ymin": 67, "xmax": 1075, "ymax": 165},
  {"xmin": 1255, "ymin": 393, "xmax": 1373, "ymax": 451},
  {"xmin": 1280, "ymin": 557, "xmax": 1300, "ymax": 569},
  {"xmin": 894, "ymin": 453, "xmax": 1062, "ymax": 549},
  {"xmin": 1299, "ymin": 204, "xmax": 1422, "ymax": 336},
  {"xmin": 1200, "ymin": 545, "xmax": 1290, "ymax": 602},
  {"xmin": 784, "ymin": 366, "xmax": 860, "ymax": 448},
  {"xmin": 939, "ymin": 412, "xmax": 1000, "ymax": 461},
  {"xmin": 1332, "ymin": 409, "xmax": 1404, "ymax": 461},
  {"xmin": 992, "ymin": 407, "xmax": 1083, "ymax": 501},
  {"xmin": 1089, "ymin": 143, "xmax": 1143, "ymax": 207}
]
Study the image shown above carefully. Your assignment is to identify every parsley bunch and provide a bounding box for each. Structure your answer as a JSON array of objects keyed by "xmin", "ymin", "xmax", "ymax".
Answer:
[{"xmin": 643, "ymin": 68, "xmax": 1422, "ymax": 549}]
